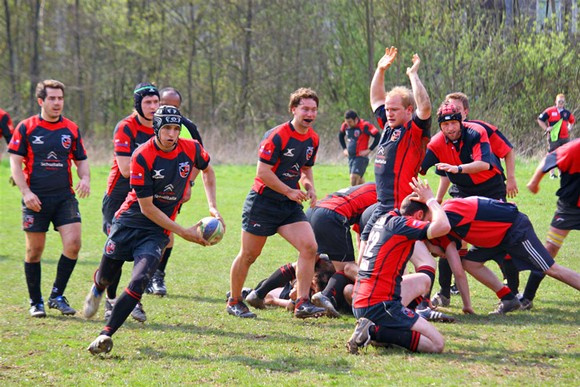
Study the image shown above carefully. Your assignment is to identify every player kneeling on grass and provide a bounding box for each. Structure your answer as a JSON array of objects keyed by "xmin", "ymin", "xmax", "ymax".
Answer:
[
  {"xmin": 84, "ymin": 105, "xmax": 223, "ymax": 355},
  {"xmin": 347, "ymin": 177, "xmax": 450, "ymax": 354}
]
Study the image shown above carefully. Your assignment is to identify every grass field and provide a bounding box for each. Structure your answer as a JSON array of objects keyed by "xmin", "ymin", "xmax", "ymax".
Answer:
[{"xmin": 0, "ymin": 158, "xmax": 578, "ymax": 386}]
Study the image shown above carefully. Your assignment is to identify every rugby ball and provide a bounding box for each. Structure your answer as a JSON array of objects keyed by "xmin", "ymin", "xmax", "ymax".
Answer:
[{"xmin": 199, "ymin": 217, "xmax": 224, "ymax": 245}]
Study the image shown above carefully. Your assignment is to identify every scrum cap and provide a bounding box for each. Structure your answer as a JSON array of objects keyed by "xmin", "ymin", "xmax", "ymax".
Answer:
[
  {"xmin": 437, "ymin": 103, "xmax": 462, "ymax": 125},
  {"xmin": 153, "ymin": 105, "xmax": 182, "ymax": 139},
  {"xmin": 133, "ymin": 82, "xmax": 159, "ymax": 120}
]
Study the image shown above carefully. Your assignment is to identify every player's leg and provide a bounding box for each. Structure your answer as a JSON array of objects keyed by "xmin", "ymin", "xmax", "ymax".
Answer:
[
  {"xmin": 227, "ymin": 231, "xmax": 266, "ymax": 318},
  {"xmin": 278, "ymin": 221, "xmax": 325, "ymax": 318},
  {"xmin": 412, "ymin": 317, "xmax": 445, "ymax": 353},
  {"xmin": 24, "ymin": 231, "xmax": 47, "ymax": 317}
]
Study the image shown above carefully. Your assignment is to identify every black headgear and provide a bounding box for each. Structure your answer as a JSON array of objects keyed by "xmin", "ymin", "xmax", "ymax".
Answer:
[
  {"xmin": 153, "ymin": 105, "xmax": 182, "ymax": 141},
  {"xmin": 437, "ymin": 103, "xmax": 462, "ymax": 125},
  {"xmin": 133, "ymin": 82, "xmax": 159, "ymax": 121}
]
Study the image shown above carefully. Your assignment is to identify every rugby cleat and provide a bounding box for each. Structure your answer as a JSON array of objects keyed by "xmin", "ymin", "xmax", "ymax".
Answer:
[
  {"xmin": 48, "ymin": 296, "xmax": 76, "ymax": 315},
  {"xmin": 489, "ymin": 297, "xmax": 521, "ymax": 315},
  {"xmin": 417, "ymin": 307, "xmax": 456, "ymax": 323},
  {"xmin": 346, "ymin": 318, "xmax": 375, "ymax": 354},
  {"xmin": 311, "ymin": 292, "xmax": 340, "ymax": 318},
  {"xmin": 29, "ymin": 302, "xmax": 47, "ymax": 318},
  {"xmin": 83, "ymin": 285, "xmax": 104, "ymax": 319},
  {"xmin": 294, "ymin": 300, "xmax": 325, "ymax": 319},
  {"xmin": 88, "ymin": 335, "xmax": 113, "ymax": 355},
  {"xmin": 245, "ymin": 290, "xmax": 266, "ymax": 310},
  {"xmin": 226, "ymin": 299, "xmax": 257, "ymax": 318},
  {"xmin": 431, "ymin": 292, "xmax": 451, "ymax": 308}
]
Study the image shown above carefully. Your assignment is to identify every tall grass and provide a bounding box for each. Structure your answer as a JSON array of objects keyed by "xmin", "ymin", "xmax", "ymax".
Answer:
[{"xmin": 0, "ymin": 158, "xmax": 578, "ymax": 386}]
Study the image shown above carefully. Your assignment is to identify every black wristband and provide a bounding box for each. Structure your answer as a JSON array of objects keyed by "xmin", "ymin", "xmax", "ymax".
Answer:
[{"xmin": 457, "ymin": 165, "xmax": 463, "ymax": 173}]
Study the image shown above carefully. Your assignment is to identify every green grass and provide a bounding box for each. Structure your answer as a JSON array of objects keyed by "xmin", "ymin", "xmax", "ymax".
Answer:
[{"xmin": 0, "ymin": 158, "xmax": 578, "ymax": 386}]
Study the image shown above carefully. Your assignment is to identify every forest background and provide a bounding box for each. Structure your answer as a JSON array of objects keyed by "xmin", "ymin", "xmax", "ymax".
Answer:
[{"xmin": 0, "ymin": 0, "xmax": 578, "ymax": 164}]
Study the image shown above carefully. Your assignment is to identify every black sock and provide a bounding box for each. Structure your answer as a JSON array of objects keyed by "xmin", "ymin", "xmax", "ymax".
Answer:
[
  {"xmin": 416, "ymin": 265, "xmax": 436, "ymax": 300},
  {"xmin": 25, "ymin": 261, "xmax": 42, "ymax": 304},
  {"xmin": 437, "ymin": 259, "xmax": 452, "ymax": 298},
  {"xmin": 373, "ymin": 326, "xmax": 420, "ymax": 352},
  {"xmin": 106, "ymin": 269, "xmax": 122, "ymax": 299},
  {"xmin": 502, "ymin": 257, "xmax": 520, "ymax": 294},
  {"xmin": 523, "ymin": 271, "xmax": 546, "ymax": 301},
  {"xmin": 50, "ymin": 254, "xmax": 77, "ymax": 298},
  {"xmin": 157, "ymin": 247, "xmax": 172, "ymax": 273},
  {"xmin": 321, "ymin": 271, "xmax": 352, "ymax": 307},
  {"xmin": 255, "ymin": 263, "xmax": 296, "ymax": 299},
  {"xmin": 101, "ymin": 289, "xmax": 139, "ymax": 337}
]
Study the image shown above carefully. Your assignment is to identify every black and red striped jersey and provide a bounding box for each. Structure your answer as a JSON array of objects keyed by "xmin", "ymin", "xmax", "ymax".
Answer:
[
  {"xmin": 8, "ymin": 114, "xmax": 87, "ymax": 196},
  {"xmin": 252, "ymin": 121, "xmax": 319, "ymax": 200},
  {"xmin": 316, "ymin": 182, "xmax": 377, "ymax": 233},
  {"xmin": 353, "ymin": 210, "xmax": 429, "ymax": 308},
  {"xmin": 338, "ymin": 118, "xmax": 380, "ymax": 157},
  {"xmin": 105, "ymin": 113, "xmax": 154, "ymax": 200},
  {"xmin": 465, "ymin": 119, "xmax": 512, "ymax": 159},
  {"xmin": 421, "ymin": 123, "xmax": 503, "ymax": 187},
  {"xmin": 115, "ymin": 137, "xmax": 210, "ymax": 233},
  {"xmin": 373, "ymin": 105, "xmax": 431, "ymax": 210},
  {"xmin": 442, "ymin": 196, "xmax": 519, "ymax": 248}
]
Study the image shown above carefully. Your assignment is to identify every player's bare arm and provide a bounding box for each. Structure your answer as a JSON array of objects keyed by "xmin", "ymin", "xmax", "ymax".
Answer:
[
  {"xmin": 435, "ymin": 160, "xmax": 490, "ymax": 174},
  {"xmin": 504, "ymin": 149, "xmax": 518, "ymax": 198},
  {"xmin": 526, "ymin": 156, "xmax": 548, "ymax": 194},
  {"xmin": 409, "ymin": 177, "xmax": 450, "ymax": 240},
  {"xmin": 74, "ymin": 159, "xmax": 91, "ymax": 199},
  {"xmin": 299, "ymin": 166, "xmax": 317, "ymax": 207},
  {"xmin": 256, "ymin": 161, "xmax": 307, "ymax": 203},
  {"xmin": 407, "ymin": 54, "xmax": 431, "ymax": 120},
  {"xmin": 200, "ymin": 164, "xmax": 225, "ymax": 231},
  {"xmin": 370, "ymin": 46, "xmax": 397, "ymax": 111},
  {"xmin": 9, "ymin": 153, "xmax": 42, "ymax": 212},
  {"xmin": 445, "ymin": 243, "xmax": 474, "ymax": 314}
]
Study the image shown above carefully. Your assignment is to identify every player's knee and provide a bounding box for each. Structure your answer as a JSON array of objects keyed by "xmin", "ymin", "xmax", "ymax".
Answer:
[{"xmin": 300, "ymin": 243, "xmax": 318, "ymax": 260}]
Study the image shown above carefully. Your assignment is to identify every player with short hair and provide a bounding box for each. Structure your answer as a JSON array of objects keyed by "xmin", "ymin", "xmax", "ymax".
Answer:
[
  {"xmin": 227, "ymin": 87, "xmax": 326, "ymax": 319},
  {"xmin": 85, "ymin": 105, "xmax": 219, "ymax": 355},
  {"xmin": 363, "ymin": 46, "xmax": 439, "ymax": 321},
  {"xmin": 338, "ymin": 110, "xmax": 381, "ymax": 186},
  {"xmin": 347, "ymin": 178, "xmax": 450, "ymax": 354},
  {"xmin": 521, "ymin": 138, "xmax": 580, "ymax": 309},
  {"xmin": 8, "ymin": 79, "xmax": 90, "ymax": 317}
]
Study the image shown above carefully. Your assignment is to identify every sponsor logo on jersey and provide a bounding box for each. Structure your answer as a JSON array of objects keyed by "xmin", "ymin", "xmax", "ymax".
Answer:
[
  {"xmin": 47, "ymin": 151, "xmax": 58, "ymax": 159},
  {"xmin": 32, "ymin": 136, "xmax": 44, "ymax": 144},
  {"xmin": 390, "ymin": 129, "xmax": 401, "ymax": 142},
  {"xmin": 105, "ymin": 240, "xmax": 116, "ymax": 255},
  {"xmin": 283, "ymin": 148, "xmax": 295, "ymax": 157},
  {"xmin": 152, "ymin": 169, "xmax": 165, "ymax": 179},
  {"xmin": 178, "ymin": 162, "xmax": 190, "ymax": 178},
  {"xmin": 305, "ymin": 146, "xmax": 314, "ymax": 160},
  {"xmin": 61, "ymin": 134, "xmax": 72, "ymax": 149},
  {"xmin": 259, "ymin": 144, "xmax": 272, "ymax": 158},
  {"xmin": 163, "ymin": 184, "xmax": 174, "ymax": 192}
]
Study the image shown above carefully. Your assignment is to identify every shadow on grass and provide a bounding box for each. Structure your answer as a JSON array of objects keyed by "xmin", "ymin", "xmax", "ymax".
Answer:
[{"xmin": 133, "ymin": 347, "xmax": 354, "ymax": 374}]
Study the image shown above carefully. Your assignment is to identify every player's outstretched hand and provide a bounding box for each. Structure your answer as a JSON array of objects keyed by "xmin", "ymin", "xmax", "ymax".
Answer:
[
  {"xmin": 377, "ymin": 46, "xmax": 398, "ymax": 71},
  {"xmin": 406, "ymin": 53, "xmax": 421, "ymax": 76},
  {"xmin": 286, "ymin": 188, "xmax": 307, "ymax": 204},
  {"xmin": 409, "ymin": 177, "xmax": 434, "ymax": 204}
]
